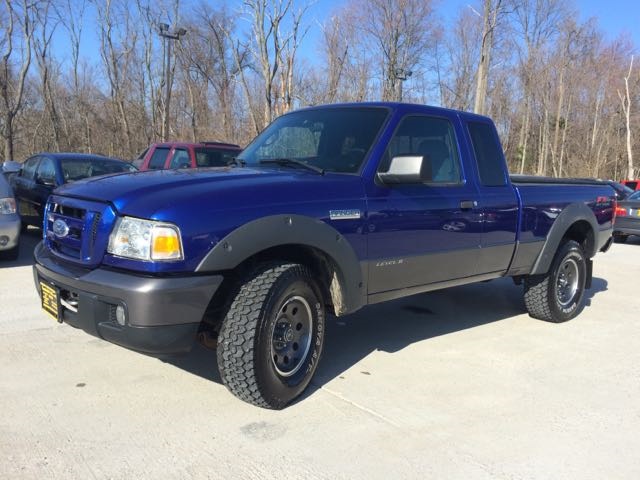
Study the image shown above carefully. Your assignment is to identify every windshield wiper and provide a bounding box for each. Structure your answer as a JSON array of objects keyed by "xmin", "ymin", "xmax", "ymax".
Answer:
[{"xmin": 259, "ymin": 158, "xmax": 324, "ymax": 175}]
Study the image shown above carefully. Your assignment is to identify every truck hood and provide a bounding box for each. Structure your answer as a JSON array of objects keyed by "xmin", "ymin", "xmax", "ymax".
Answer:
[{"xmin": 54, "ymin": 167, "xmax": 362, "ymax": 220}]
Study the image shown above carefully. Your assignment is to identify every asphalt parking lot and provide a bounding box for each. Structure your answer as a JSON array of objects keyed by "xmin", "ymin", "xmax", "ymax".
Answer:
[{"xmin": 1, "ymin": 230, "xmax": 639, "ymax": 479}]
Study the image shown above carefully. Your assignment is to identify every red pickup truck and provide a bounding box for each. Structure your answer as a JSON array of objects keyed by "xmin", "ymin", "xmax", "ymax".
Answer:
[{"xmin": 134, "ymin": 141, "xmax": 242, "ymax": 170}]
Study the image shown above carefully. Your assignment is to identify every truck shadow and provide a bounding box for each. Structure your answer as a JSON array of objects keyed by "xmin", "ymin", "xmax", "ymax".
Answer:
[
  {"xmin": 0, "ymin": 227, "xmax": 41, "ymax": 268},
  {"xmin": 163, "ymin": 276, "xmax": 608, "ymax": 392}
]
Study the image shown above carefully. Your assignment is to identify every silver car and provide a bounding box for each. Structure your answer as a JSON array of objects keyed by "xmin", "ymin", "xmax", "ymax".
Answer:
[{"xmin": 0, "ymin": 173, "xmax": 20, "ymax": 260}]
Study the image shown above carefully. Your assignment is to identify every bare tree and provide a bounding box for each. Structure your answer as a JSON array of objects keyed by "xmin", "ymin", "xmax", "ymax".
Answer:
[
  {"xmin": 34, "ymin": 0, "xmax": 61, "ymax": 150},
  {"xmin": 321, "ymin": 16, "xmax": 349, "ymax": 103},
  {"xmin": 275, "ymin": 3, "xmax": 309, "ymax": 116},
  {"xmin": 441, "ymin": 7, "xmax": 482, "ymax": 110},
  {"xmin": 93, "ymin": 0, "xmax": 138, "ymax": 155},
  {"xmin": 0, "ymin": 0, "xmax": 35, "ymax": 160},
  {"xmin": 350, "ymin": 0, "xmax": 437, "ymax": 101},
  {"xmin": 179, "ymin": 4, "xmax": 246, "ymax": 142},
  {"xmin": 56, "ymin": 0, "xmax": 89, "ymax": 149},
  {"xmin": 618, "ymin": 55, "xmax": 635, "ymax": 179},
  {"xmin": 473, "ymin": 0, "xmax": 502, "ymax": 115},
  {"xmin": 244, "ymin": 0, "xmax": 291, "ymax": 127}
]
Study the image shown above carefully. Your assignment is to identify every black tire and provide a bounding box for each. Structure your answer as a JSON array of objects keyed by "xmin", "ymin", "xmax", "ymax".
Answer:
[
  {"xmin": 524, "ymin": 240, "xmax": 587, "ymax": 323},
  {"xmin": 0, "ymin": 244, "xmax": 19, "ymax": 261},
  {"xmin": 217, "ymin": 263, "xmax": 325, "ymax": 409},
  {"xmin": 613, "ymin": 234, "xmax": 628, "ymax": 244}
]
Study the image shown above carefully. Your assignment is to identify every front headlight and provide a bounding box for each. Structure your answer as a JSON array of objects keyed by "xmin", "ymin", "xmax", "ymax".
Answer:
[
  {"xmin": 107, "ymin": 216, "xmax": 183, "ymax": 261},
  {"xmin": 0, "ymin": 197, "xmax": 17, "ymax": 215}
]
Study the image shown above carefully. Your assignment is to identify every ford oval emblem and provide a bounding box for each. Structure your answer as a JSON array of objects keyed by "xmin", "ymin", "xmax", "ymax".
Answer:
[{"xmin": 52, "ymin": 218, "xmax": 70, "ymax": 238}]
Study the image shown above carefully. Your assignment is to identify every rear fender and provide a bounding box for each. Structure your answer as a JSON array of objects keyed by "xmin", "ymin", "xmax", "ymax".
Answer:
[{"xmin": 530, "ymin": 202, "xmax": 598, "ymax": 275}]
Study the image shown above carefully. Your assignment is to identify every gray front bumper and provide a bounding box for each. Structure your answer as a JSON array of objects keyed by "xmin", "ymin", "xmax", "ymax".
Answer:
[
  {"xmin": 0, "ymin": 213, "xmax": 20, "ymax": 251},
  {"xmin": 33, "ymin": 241, "xmax": 223, "ymax": 354}
]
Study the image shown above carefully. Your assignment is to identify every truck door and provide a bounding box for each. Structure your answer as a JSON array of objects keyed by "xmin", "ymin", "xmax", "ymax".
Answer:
[
  {"xmin": 465, "ymin": 120, "xmax": 519, "ymax": 274},
  {"xmin": 13, "ymin": 156, "xmax": 41, "ymax": 225},
  {"xmin": 366, "ymin": 114, "xmax": 482, "ymax": 294}
]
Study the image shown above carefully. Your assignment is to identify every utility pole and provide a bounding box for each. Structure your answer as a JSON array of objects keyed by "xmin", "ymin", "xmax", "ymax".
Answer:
[
  {"xmin": 394, "ymin": 68, "xmax": 412, "ymax": 102},
  {"xmin": 158, "ymin": 23, "xmax": 187, "ymax": 142}
]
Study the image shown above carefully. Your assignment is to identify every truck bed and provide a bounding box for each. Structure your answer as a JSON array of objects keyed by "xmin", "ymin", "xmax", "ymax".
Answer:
[{"xmin": 510, "ymin": 175, "xmax": 610, "ymax": 187}]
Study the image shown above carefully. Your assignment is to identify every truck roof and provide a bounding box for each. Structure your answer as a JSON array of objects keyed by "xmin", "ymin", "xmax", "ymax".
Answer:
[
  {"xmin": 151, "ymin": 141, "xmax": 241, "ymax": 149},
  {"xmin": 292, "ymin": 101, "xmax": 494, "ymax": 123}
]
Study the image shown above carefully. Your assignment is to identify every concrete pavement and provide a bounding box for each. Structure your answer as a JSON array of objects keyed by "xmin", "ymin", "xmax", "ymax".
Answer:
[{"xmin": 1, "ymin": 230, "xmax": 639, "ymax": 479}]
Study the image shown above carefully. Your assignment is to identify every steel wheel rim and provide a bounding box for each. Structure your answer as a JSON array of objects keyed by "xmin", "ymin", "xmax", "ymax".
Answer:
[
  {"xmin": 555, "ymin": 257, "xmax": 579, "ymax": 307},
  {"xmin": 270, "ymin": 295, "xmax": 313, "ymax": 377}
]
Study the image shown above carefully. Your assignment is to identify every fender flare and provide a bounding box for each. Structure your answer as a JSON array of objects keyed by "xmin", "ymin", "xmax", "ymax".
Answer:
[
  {"xmin": 195, "ymin": 214, "xmax": 365, "ymax": 315},
  {"xmin": 530, "ymin": 202, "xmax": 598, "ymax": 275}
]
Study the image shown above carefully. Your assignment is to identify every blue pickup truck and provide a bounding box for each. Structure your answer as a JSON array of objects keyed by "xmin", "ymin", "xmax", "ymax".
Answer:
[{"xmin": 33, "ymin": 103, "xmax": 615, "ymax": 408}]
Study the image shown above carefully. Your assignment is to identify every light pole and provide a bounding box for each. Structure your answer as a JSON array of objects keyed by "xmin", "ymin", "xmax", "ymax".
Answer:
[
  {"xmin": 394, "ymin": 68, "xmax": 412, "ymax": 102},
  {"xmin": 158, "ymin": 23, "xmax": 187, "ymax": 142}
]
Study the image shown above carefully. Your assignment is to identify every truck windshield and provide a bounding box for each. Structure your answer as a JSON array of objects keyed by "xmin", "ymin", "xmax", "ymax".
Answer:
[{"xmin": 238, "ymin": 107, "xmax": 389, "ymax": 174}]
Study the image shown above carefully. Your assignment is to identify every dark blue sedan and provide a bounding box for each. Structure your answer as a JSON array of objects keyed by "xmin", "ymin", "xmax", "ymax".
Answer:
[{"xmin": 11, "ymin": 153, "xmax": 136, "ymax": 229}]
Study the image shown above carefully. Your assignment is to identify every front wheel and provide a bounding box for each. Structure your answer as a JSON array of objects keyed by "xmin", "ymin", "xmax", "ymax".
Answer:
[
  {"xmin": 217, "ymin": 263, "xmax": 325, "ymax": 409},
  {"xmin": 524, "ymin": 240, "xmax": 587, "ymax": 323}
]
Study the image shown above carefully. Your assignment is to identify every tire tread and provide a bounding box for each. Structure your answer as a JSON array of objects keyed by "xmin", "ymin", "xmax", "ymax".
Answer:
[{"xmin": 217, "ymin": 263, "xmax": 302, "ymax": 408}]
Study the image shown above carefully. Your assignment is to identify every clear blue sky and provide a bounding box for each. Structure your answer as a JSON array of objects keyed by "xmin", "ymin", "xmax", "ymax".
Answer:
[{"xmin": 58, "ymin": 0, "xmax": 639, "ymax": 68}]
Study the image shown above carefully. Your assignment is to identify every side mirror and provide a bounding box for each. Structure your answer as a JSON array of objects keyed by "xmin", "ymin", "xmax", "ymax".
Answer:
[{"xmin": 377, "ymin": 155, "xmax": 430, "ymax": 184}]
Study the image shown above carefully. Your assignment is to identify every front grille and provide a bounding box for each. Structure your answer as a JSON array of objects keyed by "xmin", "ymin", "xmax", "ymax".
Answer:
[
  {"xmin": 50, "ymin": 202, "xmax": 85, "ymax": 220},
  {"xmin": 90, "ymin": 213, "xmax": 102, "ymax": 247},
  {"xmin": 47, "ymin": 202, "xmax": 86, "ymax": 259},
  {"xmin": 45, "ymin": 196, "xmax": 116, "ymax": 268}
]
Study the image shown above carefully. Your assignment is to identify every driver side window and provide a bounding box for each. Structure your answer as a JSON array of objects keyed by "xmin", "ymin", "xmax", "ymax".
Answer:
[
  {"xmin": 380, "ymin": 116, "xmax": 462, "ymax": 184},
  {"xmin": 21, "ymin": 156, "xmax": 40, "ymax": 180}
]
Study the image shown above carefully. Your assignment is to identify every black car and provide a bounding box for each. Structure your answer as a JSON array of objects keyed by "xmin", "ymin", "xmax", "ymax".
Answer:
[
  {"xmin": 614, "ymin": 190, "xmax": 640, "ymax": 243},
  {"xmin": 11, "ymin": 153, "xmax": 136, "ymax": 228}
]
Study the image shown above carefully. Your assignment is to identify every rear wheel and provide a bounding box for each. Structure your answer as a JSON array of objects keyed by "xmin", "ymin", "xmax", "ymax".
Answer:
[
  {"xmin": 217, "ymin": 263, "xmax": 325, "ymax": 409},
  {"xmin": 524, "ymin": 240, "xmax": 586, "ymax": 323}
]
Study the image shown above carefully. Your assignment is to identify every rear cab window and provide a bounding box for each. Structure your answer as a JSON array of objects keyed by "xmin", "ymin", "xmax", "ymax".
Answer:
[
  {"xmin": 148, "ymin": 147, "xmax": 171, "ymax": 170},
  {"xmin": 169, "ymin": 148, "xmax": 191, "ymax": 169},
  {"xmin": 195, "ymin": 148, "xmax": 239, "ymax": 167},
  {"xmin": 467, "ymin": 121, "xmax": 508, "ymax": 187}
]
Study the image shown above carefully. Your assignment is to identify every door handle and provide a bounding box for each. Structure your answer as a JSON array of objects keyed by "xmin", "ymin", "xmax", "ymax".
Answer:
[{"xmin": 460, "ymin": 200, "xmax": 478, "ymax": 210}]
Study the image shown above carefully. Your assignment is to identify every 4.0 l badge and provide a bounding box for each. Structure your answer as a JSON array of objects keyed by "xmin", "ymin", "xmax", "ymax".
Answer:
[{"xmin": 329, "ymin": 209, "xmax": 361, "ymax": 220}]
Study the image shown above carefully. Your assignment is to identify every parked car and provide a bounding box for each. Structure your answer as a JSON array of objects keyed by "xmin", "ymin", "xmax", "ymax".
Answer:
[
  {"xmin": 12, "ymin": 153, "xmax": 136, "ymax": 229},
  {"xmin": 135, "ymin": 141, "xmax": 242, "ymax": 170},
  {"xmin": 613, "ymin": 190, "xmax": 640, "ymax": 243},
  {"xmin": 0, "ymin": 173, "xmax": 20, "ymax": 260},
  {"xmin": 605, "ymin": 180, "xmax": 634, "ymax": 200},
  {"xmin": 33, "ymin": 102, "xmax": 614, "ymax": 409},
  {"xmin": 621, "ymin": 180, "xmax": 640, "ymax": 191}
]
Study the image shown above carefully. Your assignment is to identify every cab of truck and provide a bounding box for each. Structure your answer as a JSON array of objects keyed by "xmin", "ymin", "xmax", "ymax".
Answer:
[{"xmin": 134, "ymin": 141, "xmax": 242, "ymax": 171}]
